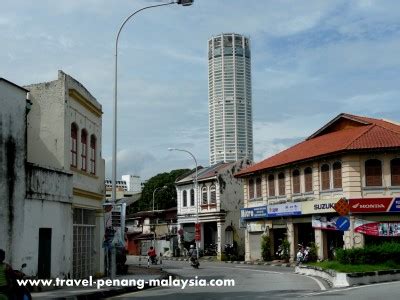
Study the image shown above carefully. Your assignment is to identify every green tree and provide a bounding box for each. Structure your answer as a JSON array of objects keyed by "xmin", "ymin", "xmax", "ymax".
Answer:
[{"xmin": 127, "ymin": 168, "xmax": 190, "ymax": 213}]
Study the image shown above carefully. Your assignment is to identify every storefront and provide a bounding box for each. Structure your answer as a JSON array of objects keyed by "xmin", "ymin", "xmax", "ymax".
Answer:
[{"xmin": 241, "ymin": 206, "xmax": 268, "ymax": 261}]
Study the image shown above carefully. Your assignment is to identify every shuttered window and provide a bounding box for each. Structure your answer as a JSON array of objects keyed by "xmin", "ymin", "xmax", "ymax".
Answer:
[
  {"xmin": 365, "ymin": 159, "xmax": 382, "ymax": 186},
  {"xmin": 321, "ymin": 164, "xmax": 330, "ymax": 190},
  {"xmin": 248, "ymin": 179, "xmax": 254, "ymax": 199},
  {"xmin": 182, "ymin": 190, "xmax": 187, "ymax": 207},
  {"xmin": 278, "ymin": 173, "xmax": 285, "ymax": 196},
  {"xmin": 268, "ymin": 175, "xmax": 275, "ymax": 197},
  {"xmin": 304, "ymin": 167, "xmax": 313, "ymax": 192},
  {"xmin": 292, "ymin": 170, "xmax": 300, "ymax": 194},
  {"xmin": 391, "ymin": 159, "xmax": 400, "ymax": 186},
  {"xmin": 333, "ymin": 162, "xmax": 342, "ymax": 189},
  {"xmin": 256, "ymin": 177, "xmax": 262, "ymax": 198}
]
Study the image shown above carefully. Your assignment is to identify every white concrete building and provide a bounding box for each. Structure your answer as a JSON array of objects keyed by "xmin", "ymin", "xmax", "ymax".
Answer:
[
  {"xmin": 1, "ymin": 77, "xmax": 74, "ymax": 279},
  {"xmin": 122, "ymin": 175, "xmax": 142, "ymax": 193},
  {"xmin": 25, "ymin": 70, "xmax": 106, "ymax": 278},
  {"xmin": 208, "ymin": 33, "xmax": 253, "ymax": 165},
  {"xmin": 175, "ymin": 159, "xmax": 250, "ymax": 259}
]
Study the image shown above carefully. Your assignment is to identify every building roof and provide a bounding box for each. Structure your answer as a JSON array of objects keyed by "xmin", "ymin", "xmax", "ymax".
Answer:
[
  {"xmin": 0, "ymin": 78, "xmax": 29, "ymax": 92},
  {"xmin": 175, "ymin": 161, "xmax": 237, "ymax": 185},
  {"xmin": 236, "ymin": 113, "xmax": 400, "ymax": 177}
]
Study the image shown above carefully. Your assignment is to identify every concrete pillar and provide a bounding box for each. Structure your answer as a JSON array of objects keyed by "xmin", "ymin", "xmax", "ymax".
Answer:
[
  {"xmin": 286, "ymin": 220, "xmax": 295, "ymax": 261},
  {"xmin": 314, "ymin": 228, "xmax": 324, "ymax": 260},
  {"xmin": 217, "ymin": 221, "xmax": 223, "ymax": 260},
  {"xmin": 245, "ymin": 227, "xmax": 250, "ymax": 261}
]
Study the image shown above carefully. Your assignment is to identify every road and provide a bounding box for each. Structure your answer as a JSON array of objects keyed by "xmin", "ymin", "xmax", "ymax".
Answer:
[{"xmin": 109, "ymin": 259, "xmax": 328, "ymax": 299}]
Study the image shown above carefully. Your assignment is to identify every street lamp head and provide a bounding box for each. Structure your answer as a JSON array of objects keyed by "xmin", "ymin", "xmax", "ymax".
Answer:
[
  {"xmin": 177, "ymin": 0, "xmax": 194, "ymax": 6},
  {"xmin": 168, "ymin": 148, "xmax": 175, "ymax": 151}
]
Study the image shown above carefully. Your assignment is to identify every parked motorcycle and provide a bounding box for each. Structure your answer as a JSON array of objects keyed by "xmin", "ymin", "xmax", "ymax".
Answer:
[
  {"xmin": 148, "ymin": 255, "xmax": 158, "ymax": 265},
  {"xmin": 204, "ymin": 244, "xmax": 217, "ymax": 256}
]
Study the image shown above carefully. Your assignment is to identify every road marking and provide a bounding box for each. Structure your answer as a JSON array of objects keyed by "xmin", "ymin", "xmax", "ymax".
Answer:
[
  {"xmin": 207, "ymin": 265, "xmax": 326, "ymax": 291},
  {"xmin": 301, "ymin": 280, "xmax": 400, "ymax": 297}
]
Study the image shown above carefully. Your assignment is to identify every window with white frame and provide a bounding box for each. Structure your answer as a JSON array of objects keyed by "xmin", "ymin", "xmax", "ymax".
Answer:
[
  {"xmin": 190, "ymin": 189, "xmax": 195, "ymax": 206},
  {"xmin": 210, "ymin": 185, "xmax": 216, "ymax": 204},
  {"xmin": 321, "ymin": 164, "xmax": 330, "ymax": 190},
  {"xmin": 182, "ymin": 190, "xmax": 187, "ymax": 207},
  {"xmin": 202, "ymin": 186, "xmax": 208, "ymax": 204}
]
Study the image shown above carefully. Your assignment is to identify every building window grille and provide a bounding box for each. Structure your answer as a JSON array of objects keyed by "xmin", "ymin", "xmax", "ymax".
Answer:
[{"xmin": 190, "ymin": 189, "xmax": 195, "ymax": 206}]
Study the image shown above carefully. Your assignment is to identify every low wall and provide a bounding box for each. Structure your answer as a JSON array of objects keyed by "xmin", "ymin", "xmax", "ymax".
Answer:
[{"xmin": 295, "ymin": 265, "xmax": 400, "ymax": 287}]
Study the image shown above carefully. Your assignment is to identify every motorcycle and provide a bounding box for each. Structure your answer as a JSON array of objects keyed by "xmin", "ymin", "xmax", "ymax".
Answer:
[
  {"xmin": 190, "ymin": 257, "xmax": 200, "ymax": 269},
  {"xmin": 148, "ymin": 256, "xmax": 158, "ymax": 265},
  {"xmin": 296, "ymin": 244, "xmax": 310, "ymax": 265}
]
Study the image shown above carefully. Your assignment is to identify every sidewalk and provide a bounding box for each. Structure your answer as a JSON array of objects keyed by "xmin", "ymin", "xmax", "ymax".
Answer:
[{"xmin": 31, "ymin": 265, "xmax": 167, "ymax": 299}]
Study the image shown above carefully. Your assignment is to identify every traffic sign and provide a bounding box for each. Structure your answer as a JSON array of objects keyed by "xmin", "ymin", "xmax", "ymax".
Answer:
[
  {"xmin": 336, "ymin": 216, "xmax": 350, "ymax": 231},
  {"xmin": 334, "ymin": 198, "xmax": 350, "ymax": 216}
]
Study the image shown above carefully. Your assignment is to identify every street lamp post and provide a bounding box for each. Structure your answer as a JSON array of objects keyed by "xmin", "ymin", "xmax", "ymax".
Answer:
[
  {"xmin": 168, "ymin": 148, "xmax": 200, "ymax": 260},
  {"xmin": 111, "ymin": 0, "xmax": 193, "ymax": 280},
  {"xmin": 153, "ymin": 186, "xmax": 168, "ymax": 212}
]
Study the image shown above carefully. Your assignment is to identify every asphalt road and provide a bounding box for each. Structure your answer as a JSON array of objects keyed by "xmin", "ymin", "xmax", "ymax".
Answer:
[{"xmin": 109, "ymin": 259, "xmax": 329, "ymax": 299}]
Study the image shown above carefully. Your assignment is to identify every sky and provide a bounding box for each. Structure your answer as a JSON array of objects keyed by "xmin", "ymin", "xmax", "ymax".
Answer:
[{"xmin": 1, "ymin": 0, "xmax": 400, "ymax": 180}]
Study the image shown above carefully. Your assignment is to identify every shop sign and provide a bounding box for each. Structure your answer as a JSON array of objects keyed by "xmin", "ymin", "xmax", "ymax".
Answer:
[
  {"xmin": 267, "ymin": 203, "xmax": 301, "ymax": 217},
  {"xmin": 247, "ymin": 221, "xmax": 266, "ymax": 232},
  {"xmin": 240, "ymin": 206, "xmax": 268, "ymax": 220},
  {"xmin": 349, "ymin": 198, "xmax": 400, "ymax": 213},
  {"xmin": 301, "ymin": 200, "xmax": 337, "ymax": 215},
  {"xmin": 354, "ymin": 219, "xmax": 400, "ymax": 237},
  {"xmin": 312, "ymin": 215, "xmax": 343, "ymax": 231}
]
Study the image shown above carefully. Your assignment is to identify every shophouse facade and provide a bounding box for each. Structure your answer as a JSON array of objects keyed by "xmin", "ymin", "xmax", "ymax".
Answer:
[
  {"xmin": 176, "ymin": 159, "xmax": 250, "ymax": 259},
  {"xmin": 237, "ymin": 113, "xmax": 400, "ymax": 261}
]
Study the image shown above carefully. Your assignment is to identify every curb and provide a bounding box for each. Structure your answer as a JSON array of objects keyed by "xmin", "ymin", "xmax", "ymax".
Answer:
[{"xmin": 162, "ymin": 257, "xmax": 296, "ymax": 268}]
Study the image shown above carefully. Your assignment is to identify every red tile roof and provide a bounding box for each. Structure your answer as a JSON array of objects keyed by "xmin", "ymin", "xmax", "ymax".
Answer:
[{"xmin": 236, "ymin": 113, "xmax": 400, "ymax": 177}]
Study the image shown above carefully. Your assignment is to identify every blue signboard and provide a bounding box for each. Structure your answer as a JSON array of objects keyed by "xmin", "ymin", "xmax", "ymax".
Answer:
[
  {"xmin": 240, "ymin": 206, "xmax": 268, "ymax": 220},
  {"xmin": 389, "ymin": 198, "xmax": 400, "ymax": 212},
  {"xmin": 267, "ymin": 203, "xmax": 302, "ymax": 217},
  {"xmin": 336, "ymin": 216, "xmax": 350, "ymax": 231}
]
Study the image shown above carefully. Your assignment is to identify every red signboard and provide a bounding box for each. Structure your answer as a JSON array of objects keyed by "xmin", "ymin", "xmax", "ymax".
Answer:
[
  {"xmin": 195, "ymin": 223, "xmax": 201, "ymax": 241},
  {"xmin": 355, "ymin": 219, "xmax": 400, "ymax": 236},
  {"xmin": 349, "ymin": 198, "xmax": 393, "ymax": 213}
]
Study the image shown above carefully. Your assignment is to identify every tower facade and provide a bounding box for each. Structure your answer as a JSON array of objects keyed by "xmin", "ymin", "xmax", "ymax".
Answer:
[{"xmin": 208, "ymin": 33, "xmax": 253, "ymax": 165}]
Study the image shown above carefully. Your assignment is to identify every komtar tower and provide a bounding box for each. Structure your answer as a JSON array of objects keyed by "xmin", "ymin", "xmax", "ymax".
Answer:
[{"xmin": 208, "ymin": 33, "xmax": 253, "ymax": 165}]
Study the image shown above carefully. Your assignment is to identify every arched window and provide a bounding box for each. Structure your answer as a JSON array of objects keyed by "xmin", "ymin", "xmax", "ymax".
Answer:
[
  {"xmin": 190, "ymin": 189, "xmax": 195, "ymax": 206},
  {"xmin": 210, "ymin": 185, "xmax": 216, "ymax": 204},
  {"xmin": 292, "ymin": 169, "xmax": 300, "ymax": 194},
  {"xmin": 81, "ymin": 129, "xmax": 88, "ymax": 171},
  {"xmin": 268, "ymin": 174, "xmax": 275, "ymax": 197},
  {"xmin": 321, "ymin": 164, "xmax": 330, "ymax": 190},
  {"xmin": 90, "ymin": 135, "xmax": 96, "ymax": 175},
  {"xmin": 391, "ymin": 158, "xmax": 400, "ymax": 186},
  {"xmin": 278, "ymin": 173, "xmax": 285, "ymax": 196},
  {"xmin": 202, "ymin": 186, "xmax": 208, "ymax": 204},
  {"xmin": 304, "ymin": 167, "xmax": 313, "ymax": 192},
  {"xmin": 70, "ymin": 123, "xmax": 78, "ymax": 167},
  {"xmin": 333, "ymin": 162, "xmax": 342, "ymax": 189},
  {"xmin": 248, "ymin": 178, "xmax": 254, "ymax": 199},
  {"xmin": 182, "ymin": 190, "xmax": 187, "ymax": 207},
  {"xmin": 365, "ymin": 159, "xmax": 382, "ymax": 186},
  {"xmin": 256, "ymin": 177, "xmax": 262, "ymax": 198}
]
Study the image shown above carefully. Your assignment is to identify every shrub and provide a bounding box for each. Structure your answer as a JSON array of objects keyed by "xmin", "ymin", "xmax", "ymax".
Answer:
[
  {"xmin": 282, "ymin": 239, "xmax": 290, "ymax": 262},
  {"xmin": 261, "ymin": 235, "xmax": 272, "ymax": 261},
  {"xmin": 336, "ymin": 242, "xmax": 400, "ymax": 265},
  {"xmin": 307, "ymin": 242, "xmax": 318, "ymax": 262}
]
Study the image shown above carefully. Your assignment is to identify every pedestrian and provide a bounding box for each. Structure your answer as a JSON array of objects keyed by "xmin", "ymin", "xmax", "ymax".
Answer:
[{"xmin": 0, "ymin": 249, "xmax": 12, "ymax": 300}]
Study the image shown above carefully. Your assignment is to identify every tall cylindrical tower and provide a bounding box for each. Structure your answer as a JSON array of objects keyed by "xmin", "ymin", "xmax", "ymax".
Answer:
[{"xmin": 208, "ymin": 33, "xmax": 253, "ymax": 165}]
